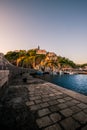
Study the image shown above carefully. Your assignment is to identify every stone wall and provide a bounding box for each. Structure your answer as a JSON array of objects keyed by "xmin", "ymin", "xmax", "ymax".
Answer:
[{"xmin": 0, "ymin": 70, "xmax": 9, "ymax": 87}]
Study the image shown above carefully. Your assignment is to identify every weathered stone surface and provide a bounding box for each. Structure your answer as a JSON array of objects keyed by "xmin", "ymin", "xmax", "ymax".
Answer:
[
  {"xmin": 50, "ymin": 113, "xmax": 61, "ymax": 123},
  {"xmin": 48, "ymin": 100, "xmax": 58, "ymax": 106},
  {"xmin": 49, "ymin": 93, "xmax": 55, "ymax": 97},
  {"xmin": 49, "ymin": 96, "xmax": 58, "ymax": 100},
  {"xmin": 61, "ymin": 117, "xmax": 80, "ymax": 130},
  {"xmin": 73, "ymin": 112, "xmax": 87, "ymax": 124},
  {"xmin": 55, "ymin": 92, "xmax": 63, "ymax": 95},
  {"xmin": 40, "ymin": 102, "xmax": 49, "ymax": 108},
  {"xmin": 71, "ymin": 99, "xmax": 80, "ymax": 104},
  {"xmin": 26, "ymin": 101, "xmax": 34, "ymax": 106},
  {"xmin": 42, "ymin": 98, "xmax": 50, "ymax": 102},
  {"xmin": 35, "ymin": 99, "xmax": 42, "ymax": 104},
  {"xmin": 49, "ymin": 105, "xmax": 60, "ymax": 112},
  {"xmin": 30, "ymin": 96, "xmax": 41, "ymax": 100},
  {"xmin": 70, "ymin": 106, "xmax": 81, "ymax": 113},
  {"xmin": 58, "ymin": 103, "xmax": 68, "ymax": 109},
  {"xmin": 36, "ymin": 116, "xmax": 52, "ymax": 128},
  {"xmin": 30, "ymin": 104, "xmax": 41, "ymax": 111},
  {"xmin": 41, "ymin": 95, "xmax": 49, "ymax": 98},
  {"xmin": 64, "ymin": 96, "xmax": 72, "ymax": 101},
  {"xmin": 57, "ymin": 99, "xmax": 65, "ymax": 103},
  {"xmin": 38, "ymin": 108, "xmax": 51, "ymax": 117},
  {"xmin": 9, "ymin": 97, "xmax": 22, "ymax": 104},
  {"xmin": 65, "ymin": 101, "xmax": 75, "ymax": 107},
  {"xmin": 60, "ymin": 108, "xmax": 73, "ymax": 117},
  {"xmin": 1, "ymin": 72, "xmax": 87, "ymax": 130},
  {"xmin": 56, "ymin": 94, "xmax": 64, "ymax": 99},
  {"xmin": 77, "ymin": 103, "xmax": 87, "ymax": 109},
  {"xmin": 44, "ymin": 124, "xmax": 62, "ymax": 130}
]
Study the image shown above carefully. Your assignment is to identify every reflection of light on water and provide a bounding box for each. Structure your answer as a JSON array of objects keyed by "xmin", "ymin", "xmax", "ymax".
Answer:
[
  {"xmin": 74, "ymin": 75, "xmax": 87, "ymax": 86},
  {"xmin": 42, "ymin": 74, "xmax": 87, "ymax": 96}
]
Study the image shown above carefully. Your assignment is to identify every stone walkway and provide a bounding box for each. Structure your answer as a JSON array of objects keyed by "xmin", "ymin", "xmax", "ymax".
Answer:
[{"xmin": 0, "ymin": 73, "xmax": 87, "ymax": 130}]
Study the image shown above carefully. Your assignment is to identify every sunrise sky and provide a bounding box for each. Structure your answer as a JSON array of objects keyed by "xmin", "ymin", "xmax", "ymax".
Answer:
[{"xmin": 0, "ymin": 0, "xmax": 87, "ymax": 64}]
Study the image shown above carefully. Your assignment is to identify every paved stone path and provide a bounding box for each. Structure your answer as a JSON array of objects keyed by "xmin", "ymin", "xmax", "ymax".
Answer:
[{"xmin": 0, "ymin": 73, "xmax": 87, "ymax": 130}]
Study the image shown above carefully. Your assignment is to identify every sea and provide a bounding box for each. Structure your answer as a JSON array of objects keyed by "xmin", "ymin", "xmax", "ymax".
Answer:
[{"xmin": 38, "ymin": 74, "xmax": 87, "ymax": 96}]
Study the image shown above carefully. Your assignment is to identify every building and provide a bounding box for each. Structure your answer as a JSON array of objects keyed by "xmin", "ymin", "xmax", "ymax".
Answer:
[{"xmin": 36, "ymin": 49, "xmax": 47, "ymax": 55}]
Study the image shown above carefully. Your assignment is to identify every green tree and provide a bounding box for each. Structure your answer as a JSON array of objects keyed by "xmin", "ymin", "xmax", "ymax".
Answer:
[
  {"xmin": 26, "ymin": 49, "xmax": 36, "ymax": 56},
  {"xmin": 35, "ymin": 54, "xmax": 46, "ymax": 66},
  {"xmin": 5, "ymin": 51, "xmax": 19, "ymax": 65}
]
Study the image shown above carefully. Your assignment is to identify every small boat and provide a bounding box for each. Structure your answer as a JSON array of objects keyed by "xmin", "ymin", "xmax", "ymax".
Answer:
[
  {"xmin": 36, "ymin": 71, "xmax": 43, "ymax": 75},
  {"xmin": 69, "ymin": 72, "xmax": 74, "ymax": 75},
  {"xmin": 52, "ymin": 71, "xmax": 57, "ymax": 75},
  {"xmin": 43, "ymin": 72, "xmax": 49, "ymax": 75},
  {"xmin": 59, "ymin": 70, "xmax": 63, "ymax": 75}
]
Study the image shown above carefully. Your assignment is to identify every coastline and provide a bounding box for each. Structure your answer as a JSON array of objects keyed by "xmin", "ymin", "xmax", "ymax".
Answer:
[
  {"xmin": 0, "ymin": 73, "xmax": 87, "ymax": 130},
  {"xmin": 33, "ymin": 76, "xmax": 87, "ymax": 103},
  {"xmin": 33, "ymin": 73, "xmax": 87, "ymax": 96}
]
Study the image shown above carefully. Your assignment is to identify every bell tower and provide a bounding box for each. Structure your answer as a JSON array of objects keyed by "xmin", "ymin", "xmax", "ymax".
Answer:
[{"xmin": 38, "ymin": 45, "xmax": 40, "ymax": 50}]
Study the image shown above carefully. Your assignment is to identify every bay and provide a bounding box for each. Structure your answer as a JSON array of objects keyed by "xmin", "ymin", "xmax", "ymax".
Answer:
[{"xmin": 39, "ymin": 74, "xmax": 87, "ymax": 96}]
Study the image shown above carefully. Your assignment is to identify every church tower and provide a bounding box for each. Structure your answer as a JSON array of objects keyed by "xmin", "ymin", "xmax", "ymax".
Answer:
[{"xmin": 38, "ymin": 45, "xmax": 40, "ymax": 50}]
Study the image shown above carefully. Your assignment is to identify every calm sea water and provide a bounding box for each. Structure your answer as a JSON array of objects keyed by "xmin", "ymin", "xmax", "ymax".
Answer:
[{"xmin": 40, "ymin": 74, "xmax": 87, "ymax": 96}]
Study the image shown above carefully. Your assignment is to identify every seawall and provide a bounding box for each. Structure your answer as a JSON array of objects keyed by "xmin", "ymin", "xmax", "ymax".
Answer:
[
  {"xmin": 0, "ymin": 70, "xmax": 9, "ymax": 87},
  {"xmin": 0, "ymin": 72, "xmax": 87, "ymax": 130}
]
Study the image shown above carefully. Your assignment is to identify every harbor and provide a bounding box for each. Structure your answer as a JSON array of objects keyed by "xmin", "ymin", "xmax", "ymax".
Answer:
[
  {"xmin": 1, "ymin": 0, "xmax": 87, "ymax": 129},
  {"xmin": 0, "ymin": 72, "xmax": 87, "ymax": 130}
]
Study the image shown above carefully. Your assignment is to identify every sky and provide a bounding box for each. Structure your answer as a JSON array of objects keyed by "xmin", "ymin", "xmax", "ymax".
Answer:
[{"xmin": 0, "ymin": 0, "xmax": 87, "ymax": 64}]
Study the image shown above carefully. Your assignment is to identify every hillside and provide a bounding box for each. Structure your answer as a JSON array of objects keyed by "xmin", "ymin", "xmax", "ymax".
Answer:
[
  {"xmin": 4, "ymin": 48, "xmax": 77, "ymax": 72},
  {"xmin": 0, "ymin": 53, "xmax": 15, "ymax": 70}
]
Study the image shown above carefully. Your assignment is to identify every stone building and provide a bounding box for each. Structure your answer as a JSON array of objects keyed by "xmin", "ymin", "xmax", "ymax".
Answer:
[{"xmin": 36, "ymin": 49, "xmax": 47, "ymax": 55}]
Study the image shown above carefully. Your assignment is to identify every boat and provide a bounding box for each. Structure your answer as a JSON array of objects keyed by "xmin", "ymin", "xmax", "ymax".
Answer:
[
  {"xmin": 43, "ymin": 72, "xmax": 49, "ymax": 75},
  {"xmin": 36, "ymin": 71, "xmax": 43, "ymax": 75},
  {"xmin": 59, "ymin": 70, "xmax": 63, "ymax": 75}
]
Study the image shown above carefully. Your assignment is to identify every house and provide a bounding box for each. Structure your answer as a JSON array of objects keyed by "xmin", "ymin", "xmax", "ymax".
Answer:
[{"xmin": 36, "ymin": 49, "xmax": 47, "ymax": 55}]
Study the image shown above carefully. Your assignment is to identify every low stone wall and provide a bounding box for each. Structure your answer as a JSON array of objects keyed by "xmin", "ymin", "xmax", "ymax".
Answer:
[
  {"xmin": 0, "ymin": 70, "xmax": 9, "ymax": 87},
  {"xmin": 0, "ymin": 67, "xmax": 37, "ymax": 87}
]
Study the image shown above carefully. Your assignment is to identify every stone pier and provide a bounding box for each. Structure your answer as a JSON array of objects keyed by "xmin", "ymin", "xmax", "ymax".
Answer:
[{"xmin": 0, "ymin": 73, "xmax": 87, "ymax": 130}]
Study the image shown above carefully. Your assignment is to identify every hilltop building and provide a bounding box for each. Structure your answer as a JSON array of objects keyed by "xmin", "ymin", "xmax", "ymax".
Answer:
[
  {"xmin": 36, "ymin": 46, "xmax": 47, "ymax": 55},
  {"xmin": 14, "ymin": 50, "xmax": 20, "ymax": 52},
  {"xmin": 36, "ymin": 49, "xmax": 47, "ymax": 55}
]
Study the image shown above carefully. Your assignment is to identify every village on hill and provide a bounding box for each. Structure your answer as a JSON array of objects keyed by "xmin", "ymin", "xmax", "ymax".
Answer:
[{"xmin": 0, "ymin": 46, "xmax": 87, "ymax": 75}]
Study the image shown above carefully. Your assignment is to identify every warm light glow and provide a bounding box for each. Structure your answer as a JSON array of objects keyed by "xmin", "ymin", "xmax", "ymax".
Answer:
[{"xmin": 0, "ymin": 0, "xmax": 87, "ymax": 64}]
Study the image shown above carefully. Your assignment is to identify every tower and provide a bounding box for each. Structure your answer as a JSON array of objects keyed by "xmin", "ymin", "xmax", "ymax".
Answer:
[{"xmin": 38, "ymin": 45, "xmax": 40, "ymax": 50}]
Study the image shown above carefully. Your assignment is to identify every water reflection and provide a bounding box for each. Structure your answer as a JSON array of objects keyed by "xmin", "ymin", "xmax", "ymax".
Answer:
[{"xmin": 42, "ymin": 74, "xmax": 87, "ymax": 96}]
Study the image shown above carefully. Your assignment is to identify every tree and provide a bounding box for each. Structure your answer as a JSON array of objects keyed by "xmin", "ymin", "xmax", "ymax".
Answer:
[
  {"xmin": 57, "ymin": 56, "xmax": 76, "ymax": 69},
  {"xmin": 26, "ymin": 49, "xmax": 36, "ymax": 56},
  {"xmin": 5, "ymin": 51, "xmax": 19, "ymax": 65},
  {"xmin": 35, "ymin": 54, "xmax": 46, "ymax": 66}
]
